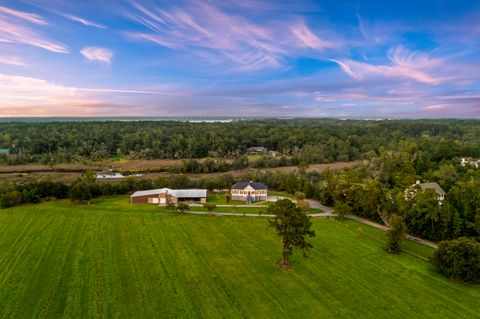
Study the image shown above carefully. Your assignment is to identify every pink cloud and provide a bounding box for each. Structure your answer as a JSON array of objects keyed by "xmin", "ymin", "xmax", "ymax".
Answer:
[
  {"xmin": 0, "ymin": 6, "xmax": 68, "ymax": 53},
  {"xmin": 61, "ymin": 13, "xmax": 106, "ymax": 29},
  {"xmin": 0, "ymin": 55, "xmax": 25, "ymax": 66},
  {"xmin": 80, "ymin": 47, "xmax": 113, "ymax": 64},
  {"xmin": 422, "ymin": 104, "xmax": 448, "ymax": 111},
  {"xmin": 0, "ymin": 6, "xmax": 47, "ymax": 25},
  {"xmin": 125, "ymin": 1, "xmax": 339, "ymax": 72},
  {"xmin": 332, "ymin": 47, "xmax": 444, "ymax": 84},
  {"xmin": 290, "ymin": 22, "xmax": 334, "ymax": 50}
]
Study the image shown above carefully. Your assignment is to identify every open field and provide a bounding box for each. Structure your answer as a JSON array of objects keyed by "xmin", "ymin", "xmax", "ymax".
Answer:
[
  {"xmin": 0, "ymin": 160, "xmax": 363, "ymax": 184},
  {"xmin": 0, "ymin": 196, "xmax": 479, "ymax": 318}
]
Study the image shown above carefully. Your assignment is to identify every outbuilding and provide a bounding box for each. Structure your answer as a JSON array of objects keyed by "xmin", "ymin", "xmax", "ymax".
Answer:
[{"xmin": 130, "ymin": 188, "xmax": 207, "ymax": 205}]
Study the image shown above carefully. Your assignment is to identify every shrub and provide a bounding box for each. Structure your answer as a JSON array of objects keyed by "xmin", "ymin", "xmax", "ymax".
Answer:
[
  {"xmin": 0, "ymin": 191, "xmax": 23, "ymax": 208},
  {"xmin": 432, "ymin": 237, "xmax": 480, "ymax": 283},
  {"xmin": 176, "ymin": 202, "xmax": 190, "ymax": 214}
]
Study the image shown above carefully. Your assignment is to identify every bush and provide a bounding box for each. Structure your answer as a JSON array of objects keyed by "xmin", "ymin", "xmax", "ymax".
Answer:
[
  {"xmin": 0, "ymin": 191, "xmax": 22, "ymax": 208},
  {"xmin": 176, "ymin": 202, "xmax": 190, "ymax": 214},
  {"xmin": 432, "ymin": 237, "xmax": 480, "ymax": 283}
]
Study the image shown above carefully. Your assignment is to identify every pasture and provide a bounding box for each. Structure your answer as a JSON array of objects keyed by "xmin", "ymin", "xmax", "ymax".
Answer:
[{"xmin": 0, "ymin": 196, "xmax": 478, "ymax": 318}]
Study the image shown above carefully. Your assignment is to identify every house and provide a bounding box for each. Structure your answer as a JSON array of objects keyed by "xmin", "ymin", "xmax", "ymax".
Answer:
[
  {"xmin": 267, "ymin": 150, "xmax": 279, "ymax": 157},
  {"xmin": 246, "ymin": 146, "xmax": 267, "ymax": 155},
  {"xmin": 0, "ymin": 148, "xmax": 9, "ymax": 156},
  {"xmin": 405, "ymin": 181, "xmax": 446, "ymax": 202},
  {"xmin": 231, "ymin": 181, "xmax": 268, "ymax": 203},
  {"xmin": 96, "ymin": 171, "xmax": 125, "ymax": 179},
  {"xmin": 131, "ymin": 188, "xmax": 207, "ymax": 205},
  {"xmin": 460, "ymin": 157, "xmax": 479, "ymax": 168}
]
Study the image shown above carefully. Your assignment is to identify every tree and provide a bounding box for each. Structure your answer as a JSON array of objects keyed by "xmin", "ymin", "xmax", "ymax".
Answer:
[
  {"xmin": 432, "ymin": 237, "xmax": 480, "ymax": 283},
  {"xmin": 203, "ymin": 202, "xmax": 217, "ymax": 216},
  {"xmin": 385, "ymin": 214, "xmax": 407, "ymax": 253},
  {"xmin": 177, "ymin": 202, "xmax": 190, "ymax": 214},
  {"xmin": 268, "ymin": 199, "xmax": 315, "ymax": 268},
  {"xmin": 69, "ymin": 182, "xmax": 93, "ymax": 204},
  {"xmin": 225, "ymin": 193, "xmax": 231, "ymax": 204},
  {"xmin": 334, "ymin": 201, "xmax": 350, "ymax": 219},
  {"xmin": 295, "ymin": 191, "xmax": 310, "ymax": 212}
]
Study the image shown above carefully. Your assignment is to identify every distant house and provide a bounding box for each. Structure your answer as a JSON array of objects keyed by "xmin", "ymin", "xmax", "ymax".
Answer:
[
  {"xmin": 0, "ymin": 148, "xmax": 9, "ymax": 156},
  {"xmin": 96, "ymin": 171, "xmax": 125, "ymax": 179},
  {"xmin": 246, "ymin": 147, "xmax": 267, "ymax": 155},
  {"xmin": 267, "ymin": 150, "xmax": 279, "ymax": 157},
  {"xmin": 405, "ymin": 180, "xmax": 446, "ymax": 202},
  {"xmin": 231, "ymin": 181, "xmax": 268, "ymax": 203},
  {"xmin": 131, "ymin": 188, "xmax": 207, "ymax": 205},
  {"xmin": 460, "ymin": 157, "xmax": 479, "ymax": 169}
]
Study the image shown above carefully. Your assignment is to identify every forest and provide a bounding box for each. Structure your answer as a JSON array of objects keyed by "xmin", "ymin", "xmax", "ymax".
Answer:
[{"xmin": 0, "ymin": 119, "xmax": 479, "ymax": 165}]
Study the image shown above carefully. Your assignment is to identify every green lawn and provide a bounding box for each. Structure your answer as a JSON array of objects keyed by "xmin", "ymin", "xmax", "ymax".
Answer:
[
  {"xmin": 0, "ymin": 196, "xmax": 479, "ymax": 318},
  {"xmin": 206, "ymin": 193, "xmax": 245, "ymax": 205},
  {"xmin": 267, "ymin": 190, "xmax": 293, "ymax": 198}
]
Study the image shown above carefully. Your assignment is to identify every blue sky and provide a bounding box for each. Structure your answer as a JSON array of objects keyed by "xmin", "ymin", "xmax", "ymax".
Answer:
[{"xmin": 0, "ymin": 0, "xmax": 479, "ymax": 117}]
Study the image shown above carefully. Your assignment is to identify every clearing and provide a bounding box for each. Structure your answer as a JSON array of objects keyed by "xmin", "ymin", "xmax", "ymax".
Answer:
[{"xmin": 0, "ymin": 196, "xmax": 478, "ymax": 318}]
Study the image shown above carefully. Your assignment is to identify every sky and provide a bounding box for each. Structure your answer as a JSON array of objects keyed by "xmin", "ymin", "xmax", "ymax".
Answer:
[{"xmin": 0, "ymin": 0, "xmax": 479, "ymax": 117}]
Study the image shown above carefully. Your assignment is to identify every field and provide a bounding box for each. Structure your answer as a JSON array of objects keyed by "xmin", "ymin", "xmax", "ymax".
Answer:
[
  {"xmin": 0, "ymin": 160, "xmax": 362, "ymax": 184},
  {"xmin": 0, "ymin": 197, "xmax": 479, "ymax": 318}
]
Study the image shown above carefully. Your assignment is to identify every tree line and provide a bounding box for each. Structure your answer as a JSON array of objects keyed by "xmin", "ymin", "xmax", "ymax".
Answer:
[{"xmin": 1, "ymin": 119, "xmax": 480, "ymax": 165}]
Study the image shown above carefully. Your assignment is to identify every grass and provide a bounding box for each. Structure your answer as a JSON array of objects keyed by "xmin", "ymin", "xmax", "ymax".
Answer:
[
  {"xmin": 267, "ymin": 190, "xmax": 293, "ymax": 198},
  {"xmin": 0, "ymin": 196, "xmax": 479, "ymax": 318},
  {"xmin": 206, "ymin": 193, "xmax": 245, "ymax": 205}
]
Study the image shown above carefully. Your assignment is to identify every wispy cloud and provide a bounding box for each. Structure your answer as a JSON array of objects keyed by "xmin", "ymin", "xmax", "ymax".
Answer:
[
  {"xmin": 0, "ymin": 55, "xmax": 25, "ymax": 66},
  {"xmin": 60, "ymin": 13, "xmax": 106, "ymax": 28},
  {"xmin": 125, "ymin": 1, "xmax": 339, "ymax": 72},
  {"xmin": 80, "ymin": 47, "xmax": 113, "ymax": 64},
  {"xmin": 0, "ymin": 6, "xmax": 68, "ymax": 53},
  {"xmin": 331, "ymin": 47, "xmax": 445, "ymax": 84},
  {"xmin": 0, "ymin": 6, "xmax": 47, "ymax": 25},
  {"xmin": 290, "ymin": 21, "xmax": 335, "ymax": 50}
]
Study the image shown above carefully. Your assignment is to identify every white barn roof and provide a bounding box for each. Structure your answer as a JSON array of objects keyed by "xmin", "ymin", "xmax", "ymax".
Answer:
[
  {"xmin": 131, "ymin": 188, "xmax": 207, "ymax": 198},
  {"xmin": 131, "ymin": 188, "xmax": 171, "ymax": 197}
]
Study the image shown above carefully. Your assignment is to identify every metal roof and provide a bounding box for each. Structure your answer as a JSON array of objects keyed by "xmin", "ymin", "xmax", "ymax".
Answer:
[
  {"xmin": 131, "ymin": 188, "xmax": 207, "ymax": 198},
  {"xmin": 171, "ymin": 189, "xmax": 207, "ymax": 198},
  {"xmin": 420, "ymin": 182, "xmax": 446, "ymax": 196},
  {"xmin": 231, "ymin": 181, "xmax": 268, "ymax": 190},
  {"xmin": 131, "ymin": 188, "xmax": 170, "ymax": 197}
]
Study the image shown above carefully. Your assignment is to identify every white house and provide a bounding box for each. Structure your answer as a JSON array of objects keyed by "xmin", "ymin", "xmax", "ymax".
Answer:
[
  {"xmin": 405, "ymin": 181, "xmax": 446, "ymax": 203},
  {"xmin": 231, "ymin": 181, "xmax": 268, "ymax": 203},
  {"xmin": 461, "ymin": 157, "xmax": 479, "ymax": 169}
]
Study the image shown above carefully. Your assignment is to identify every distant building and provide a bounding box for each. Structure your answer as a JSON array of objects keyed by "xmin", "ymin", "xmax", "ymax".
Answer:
[
  {"xmin": 246, "ymin": 146, "xmax": 267, "ymax": 155},
  {"xmin": 231, "ymin": 181, "xmax": 268, "ymax": 203},
  {"xmin": 405, "ymin": 180, "xmax": 446, "ymax": 202},
  {"xmin": 131, "ymin": 188, "xmax": 207, "ymax": 205},
  {"xmin": 267, "ymin": 150, "xmax": 279, "ymax": 157},
  {"xmin": 0, "ymin": 148, "xmax": 9, "ymax": 156},
  {"xmin": 460, "ymin": 157, "xmax": 479, "ymax": 169},
  {"xmin": 96, "ymin": 171, "xmax": 125, "ymax": 179}
]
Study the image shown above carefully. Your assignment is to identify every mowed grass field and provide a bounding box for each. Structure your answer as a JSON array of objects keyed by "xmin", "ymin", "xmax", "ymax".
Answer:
[{"xmin": 0, "ymin": 197, "xmax": 479, "ymax": 318}]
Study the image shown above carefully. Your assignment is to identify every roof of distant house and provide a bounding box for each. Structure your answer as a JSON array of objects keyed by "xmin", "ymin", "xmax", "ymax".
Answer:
[
  {"xmin": 419, "ymin": 182, "xmax": 446, "ymax": 196},
  {"xmin": 0, "ymin": 148, "xmax": 9, "ymax": 153},
  {"xmin": 231, "ymin": 181, "xmax": 268, "ymax": 190},
  {"xmin": 131, "ymin": 188, "xmax": 207, "ymax": 198}
]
